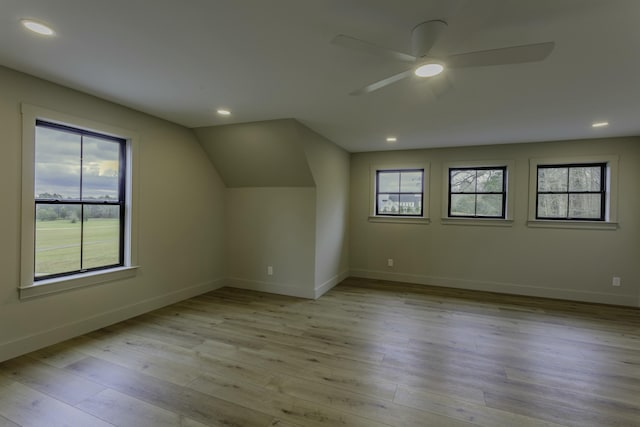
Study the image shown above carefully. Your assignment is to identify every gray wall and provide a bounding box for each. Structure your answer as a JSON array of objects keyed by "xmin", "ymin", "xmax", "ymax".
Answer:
[
  {"xmin": 0, "ymin": 66, "xmax": 227, "ymax": 361},
  {"xmin": 298, "ymin": 123, "xmax": 350, "ymax": 297},
  {"xmin": 195, "ymin": 119, "xmax": 350, "ymax": 299},
  {"xmin": 225, "ymin": 187, "xmax": 317, "ymax": 297},
  {"xmin": 350, "ymin": 137, "xmax": 640, "ymax": 307}
]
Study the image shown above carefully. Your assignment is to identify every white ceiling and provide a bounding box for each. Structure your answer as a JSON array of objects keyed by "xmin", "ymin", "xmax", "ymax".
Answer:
[{"xmin": 1, "ymin": 0, "xmax": 639, "ymax": 152}]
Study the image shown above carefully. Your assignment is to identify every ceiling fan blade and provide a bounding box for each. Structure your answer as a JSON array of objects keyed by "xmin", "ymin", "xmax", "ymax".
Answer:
[
  {"xmin": 445, "ymin": 41, "xmax": 555, "ymax": 68},
  {"xmin": 428, "ymin": 73, "xmax": 454, "ymax": 100},
  {"xmin": 350, "ymin": 69, "xmax": 414, "ymax": 96},
  {"xmin": 331, "ymin": 34, "xmax": 416, "ymax": 63}
]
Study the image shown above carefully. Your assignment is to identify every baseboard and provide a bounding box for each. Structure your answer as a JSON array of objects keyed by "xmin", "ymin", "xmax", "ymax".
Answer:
[
  {"xmin": 349, "ymin": 269, "xmax": 638, "ymax": 307},
  {"xmin": 226, "ymin": 277, "xmax": 315, "ymax": 299},
  {"xmin": 0, "ymin": 278, "xmax": 225, "ymax": 363},
  {"xmin": 314, "ymin": 270, "xmax": 349, "ymax": 299}
]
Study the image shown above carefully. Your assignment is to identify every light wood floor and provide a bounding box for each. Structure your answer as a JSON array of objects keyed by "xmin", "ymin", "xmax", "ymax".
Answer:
[{"xmin": 0, "ymin": 278, "xmax": 639, "ymax": 427}]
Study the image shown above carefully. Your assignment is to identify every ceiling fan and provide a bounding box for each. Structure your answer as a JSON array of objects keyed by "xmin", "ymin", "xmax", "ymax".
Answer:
[{"xmin": 332, "ymin": 20, "xmax": 555, "ymax": 96}]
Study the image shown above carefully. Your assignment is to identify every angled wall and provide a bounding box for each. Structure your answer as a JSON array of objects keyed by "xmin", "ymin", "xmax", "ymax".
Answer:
[
  {"xmin": 194, "ymin": 119, "xmax": 350, "ymax": 298},
  {"xmin": 194, "ymin": 119, "xmax": 314, "ymax": 187},
  {"xmin": 297, "ymin": 122, "xmax": 350, "ymax": 297},
  {"xmin": 0, "ymin": 66, "xmax": 227, "ymax": 362}
]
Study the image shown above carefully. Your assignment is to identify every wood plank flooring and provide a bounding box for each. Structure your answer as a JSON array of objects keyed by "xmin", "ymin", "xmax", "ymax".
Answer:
[{"xmin": 0, "ymin": 277, "xmax": 639, "ymax": 426}]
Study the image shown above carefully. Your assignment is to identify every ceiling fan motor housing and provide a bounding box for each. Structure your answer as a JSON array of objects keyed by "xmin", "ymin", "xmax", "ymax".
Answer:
[{"xmin": 411, "ymin": 20, "xmax": 447, "ymax": 58}]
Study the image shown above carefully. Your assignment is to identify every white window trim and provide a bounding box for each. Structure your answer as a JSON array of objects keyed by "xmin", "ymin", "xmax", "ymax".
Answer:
[
  {"xmin": 369, "ymin": 162, "xmax": 430, "ymax": 224},
  {"xmin": 527, "ymin": 155, "xmax": 619, "ymax": 230},
  {"xmin": 19, "ymin": 103, "xmax": 139, "ymax": 299},
  {"xmin": 441, "ymin": 160, "xmax": 515, "ymax": 227}
]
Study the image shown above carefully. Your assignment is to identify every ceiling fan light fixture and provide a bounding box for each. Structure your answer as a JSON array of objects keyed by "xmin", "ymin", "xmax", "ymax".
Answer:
[
  {"xmin": 414, "ymin": 62, "xmax": 444, "ymax": 78},
  {"xmin": 21, "ymin": 19, "xmax": 55, "ymax": 36}
]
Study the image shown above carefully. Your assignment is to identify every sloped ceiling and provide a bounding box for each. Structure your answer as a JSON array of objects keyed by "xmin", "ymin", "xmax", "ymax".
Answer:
[
  {"xmin": 195, "ymin": 119, "xmax": 315, "ymax": 187},
  {"xmin": 1, "ymin": 1, "xmax": 639, "ymax": 152}
]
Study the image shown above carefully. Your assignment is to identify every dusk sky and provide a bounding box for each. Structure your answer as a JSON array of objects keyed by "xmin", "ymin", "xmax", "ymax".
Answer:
[{"xmin": 35, "ymin": 125, "xmax": 121, "ymax": 200}]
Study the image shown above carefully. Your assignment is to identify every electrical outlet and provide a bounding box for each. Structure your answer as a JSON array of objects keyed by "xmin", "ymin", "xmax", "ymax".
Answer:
[
  {"xmin": 612, "ymin": 276, "xmax": 621, "ymax": 287},
  {"xmin": 267, "ymin": 266, "xmax": 273, "ymax": 276},
  {"xmin": 387, "ymin": 258, "xmax": 394, "ymax": 267}
]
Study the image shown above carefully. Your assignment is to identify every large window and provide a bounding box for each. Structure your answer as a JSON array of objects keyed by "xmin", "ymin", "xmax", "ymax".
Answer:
[
  {"xmin": 34, "ymin": 120, "xmax": 126, "ymax": 280},
  {"xmin": 376, "ymin": 169, "xmax": 424, "ymax": 216},
  {"xmin": 448, "ymin": 167, "xmax": 506, "ymax": 218},
  {"xmin": 536, "ymin": 163, "xmax": 606, "ymax": 221}
]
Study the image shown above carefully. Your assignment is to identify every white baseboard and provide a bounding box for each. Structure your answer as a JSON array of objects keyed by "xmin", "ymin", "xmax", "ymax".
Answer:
[
  {"xmin": 0, "ymin": 278, "xmax": 225, "ymax": 363},
  {"xmin": 349, "ymin": 269, "xmax": 638, "ymax": 307},
  {"xmin": 314, "ymin": 270, "xmax": 349, "ymax": 299},
  {"xmin": 226, "ymin": 277, "xmax": 315, "ymax": 299}
]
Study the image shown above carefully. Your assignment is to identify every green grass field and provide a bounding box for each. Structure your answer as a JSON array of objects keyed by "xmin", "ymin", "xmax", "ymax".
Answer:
[{"xmin": 35, "ymin": 218, "xmax": 120, "ymax": 277}]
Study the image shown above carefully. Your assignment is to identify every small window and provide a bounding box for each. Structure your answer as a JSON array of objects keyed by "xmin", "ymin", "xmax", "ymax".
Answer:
[
  {"xmin": 448, "ymin": 167, "xmax": 506, "ymax": 218},
  {"xmin": 376, "ymin": 169, "xmax": 424, "ymax": 216},
  {"xmin": 536, "ymin": 163, "xmax": 606, "ymax": 221},
  {"xmin": 34, "ymin": 120, "xmax": 126, "ymax": 280}
]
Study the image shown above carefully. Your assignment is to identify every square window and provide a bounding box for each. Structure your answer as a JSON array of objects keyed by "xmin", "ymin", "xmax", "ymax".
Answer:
[
  {"xmin": 375, "ymin": 169, "xmax": 424, "ymax": 217},
  {"xmin": 448, "ymin": 167, "xmax": 506, "ymax": 218},
  {"xmin": 536, "ymin": 163, "xmax": 605, "ymax": 221}
]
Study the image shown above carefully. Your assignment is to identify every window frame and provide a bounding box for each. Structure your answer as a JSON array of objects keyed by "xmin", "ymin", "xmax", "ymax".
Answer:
[
  {"xmin": 20, "ymin": 104, "xmax": 139, "ymax": 299},
  {"xmin": 375, "ymin": 169, "xmax": 424, "ymax": 217},
  {"xmin": 441, "ymin": 160, "xmax": 514, "ymax": 227},
  {"xmin": 448, "ymin": 166, "xmax": 507, "ymax": 219},
  {"xmin": 535, "ymin": 163, "xmax": 606, "ymax": 221},
  {"xmin": 369, "ymin": 162, "xmax": 430, "ymax": 224},
  {"xmin": 34, "ymin": 119, "xmax": 128, "ymax": 281},
  {"xmin": 527, "ymin": 155, "xmax": 618, "ymax": 230}
]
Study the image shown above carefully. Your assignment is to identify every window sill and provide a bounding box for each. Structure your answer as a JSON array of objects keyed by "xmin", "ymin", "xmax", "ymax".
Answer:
[
  {"xmin": 441, "ymin": 218, "xmax": 514, "ymax": 227},
  {"xmin": 368, "ymin": 216, "xmax": 430, "ymax": 225},
  {"xmin": 19, "ymin": 266, "xmax": 139, "ymax": 299},
  {"xmin": 527, "ymin": 220, "xmax": 618, "ymax": 230}
]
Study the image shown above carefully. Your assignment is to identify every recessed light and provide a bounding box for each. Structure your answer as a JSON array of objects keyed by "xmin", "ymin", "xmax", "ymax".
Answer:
[
  {"xmin": 216, "ymin": 109, "xmax": 231, "ymax": 116},
  {"xmin": 21, "ymin": 19, "xmax": 55, "ymax": 36},
  {"xmin": 592, "ymin": 121, "xmax": 609, "ymax": 128},
  {"xmin": 414, "ymin": 62, "xmax": 444, "ymax": 78},
  {"xmin": 386, "ymin": 137, "xmax": 397, "ymax": 142}
]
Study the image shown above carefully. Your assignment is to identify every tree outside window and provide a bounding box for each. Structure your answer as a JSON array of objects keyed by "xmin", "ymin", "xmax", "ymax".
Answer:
[
  {"xmin": 449, "ymin": 167, "xmax": 506, "ymax": 218},
  {"xmin": 536, "ymin": 164, "xmax": 605, "ymax": 220}
]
